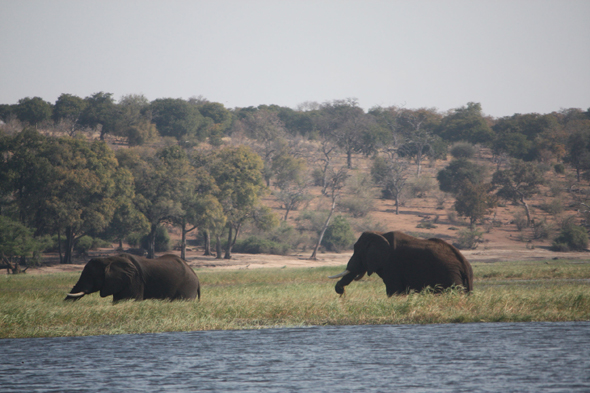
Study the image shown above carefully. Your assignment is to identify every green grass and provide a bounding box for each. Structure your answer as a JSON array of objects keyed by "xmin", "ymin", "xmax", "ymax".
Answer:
[{"xmin": 1, "ymin": 260, "xmax": 590, "ymax": 339}]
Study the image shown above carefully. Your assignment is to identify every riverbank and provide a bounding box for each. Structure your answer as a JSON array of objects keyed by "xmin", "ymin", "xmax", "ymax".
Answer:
[{"xmin": 2, "ymin": 259, "xmax": 589, "ymax": 339}]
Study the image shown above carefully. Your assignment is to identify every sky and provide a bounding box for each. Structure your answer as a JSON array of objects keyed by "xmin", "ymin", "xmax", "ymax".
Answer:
[{"xmin": 1, "ymin": 0, "xmax": 589, "ymax": 118}]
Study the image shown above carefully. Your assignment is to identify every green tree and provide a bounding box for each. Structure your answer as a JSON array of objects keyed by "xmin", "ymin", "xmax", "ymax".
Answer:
[
  {"xmin": 563, "ymin": 120, "xmax": 590, "ymax": 181},
  {"xmin": 436, "ymin": 158, "xmax": 486, "ymax": 195},
  {"xmin": 117, "ymin": 145, "xmax": 195, "ymax": 258},
  {"xmin": 454, "ymin": 182, "xmax": 497, "ymax": 229},
  {"xmin": 396, "ymin": 108, "xmax": 442, "ymax": 175},
  {"xmin": 150, "ymin": 98, "xmax": 207, "ymax": 143},
  {"xmin": 53, "ymin": 94, "xmax": 87, "ymax": 135},
  {"xmin": 4, "ymin": 130, "xmax": 128, "ymax": 263},
  {"xmin": 492, "ymin": 159, "xmax": 546, "ymax": 227},
  {"xmin": 79, "ymin": 92, "xmax": 121, "ymax": 140},
  {"xmin": 0, "ymin": 216, "xmax": 51, "ymax": 273},
  {"xmin": 437, "ymin": 102, "xmax": 493, "ymax": 144},
  {"xmin": 203, "ymin": 145, "xmax": 267, "ymax": 259},
  {"xmin": 272, "ymin": 153, "xmax": 311, "ymax": 220},
  {"xmin": 16, "ymin": 97, "xmax": 52, "ymax": 128}
]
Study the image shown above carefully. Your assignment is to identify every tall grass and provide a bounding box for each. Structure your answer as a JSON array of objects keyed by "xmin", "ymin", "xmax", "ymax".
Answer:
[{"xmin": 1, "ymin": 261, "xmax": 589, "ymax": 339}]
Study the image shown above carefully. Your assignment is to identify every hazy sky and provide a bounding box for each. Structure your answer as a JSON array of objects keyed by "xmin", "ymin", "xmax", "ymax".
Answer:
[{"xmin": 1, "ymin": 0, "xmax": 589, "ymax": 117}]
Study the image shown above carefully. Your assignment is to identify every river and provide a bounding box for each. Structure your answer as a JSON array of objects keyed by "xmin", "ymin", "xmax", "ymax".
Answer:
[{"xmin": 1, "ymin": 321, "xmax": 589, "ymax": 392}]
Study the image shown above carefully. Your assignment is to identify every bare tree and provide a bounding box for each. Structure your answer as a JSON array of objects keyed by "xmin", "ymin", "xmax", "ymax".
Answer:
[{"xmin": 309, "ymin": 167, "xmax": 349, "ymax": 260}]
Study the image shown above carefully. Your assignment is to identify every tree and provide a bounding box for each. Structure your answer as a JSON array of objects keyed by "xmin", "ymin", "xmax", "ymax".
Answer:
[
  {"xmin": 317, "ymin": 99, "xmax": 368, "ymax": 169},
  {"xmin": 454, "ymin": 182, "xmax": 497, "ymax": 229},
  {"xmin": 436, "ymin": 158, "xmax": 486, "ymax": 195},
  {"xmin": 563, "ymin": 119, "xmax": 590, "ymax": 181},
  {"xmin": 272, "ymin": 153, "xmax": 311, "ymax": 220},
  {"xmin": 206, "ymin": 146, "xmax": 267, "ymax": 259},
  {"xmin": 53, "ymin": 94, "xmax": 87, "ymax": 135},
  {"xmin": 437, "ymin": 102, "xmax": 494, "ymax": 144},
  {"xmin": 16, "ymin": 97, "xmax": 52, "ymax": 128},
  {"xmin": 150, "ymin": 98, "xmax": 207, "ymax": 143},
  {"xmin": 371, "ymin": 151, "xmax": 409, "ymax": 215},
  {"xmin": 79, "ymin": 92, "xmax": 121, "ymax": 140},
  {"xmin": 310, "ymin": 166, "xmax": 349, "ymax": 260},
  {"xmin": 241, "ymin": 109, "xmax": 287, "ymax": 186},
  {"xmin": 0, "ymin": 216, "xmax": 51, "ymax": 273},
  {"xmin": 492, "ymin": 159, "xmax": 546, "ymax": 227},
  {"xmin": 4, "ymin": 130, "xmax": 128, "ymax": 263},
  {"xmin": 396, "ymin": 108, "xmax": 442, "ymax": 175},
  {"xmin": 117, "ymin": 145, "xmax": 195, "ymax": 258}
]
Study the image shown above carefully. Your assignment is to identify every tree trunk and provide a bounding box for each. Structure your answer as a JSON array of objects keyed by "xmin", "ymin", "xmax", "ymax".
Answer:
[
  {"xmin": 310, "ymin": 199, "xmax": 337, "ymax": 260},
  {"xmin": 63, "ymin": 226, "xmax": 75, "ymax": 264},
  {"xmin": 224, "ymin": 226, "xmax": 233, "ymax": 259},
  {"xmin": 203, "ymin": 230, "xmax": 212, "ymax": 256},
  {"xmin": 215, "ymin": 234, "xmax": 222, "ymax": 259},
  {"xmin": 58, "ymin": 232, "xmax": 63, "ymax": 264},
  {"xmin": 147, "ymin": 224, "xmax": 157, "ymax": 259},
  {"xmin": 522, "ymin": 199, "xmax": 532, "ymax": 227},
  {"xmin": 181, "ymin": 221, "xmax": 187, "ymax": 260},
  {"xmin": 395, "ymin": 194, "xmax": 400, "ymax": 215}
]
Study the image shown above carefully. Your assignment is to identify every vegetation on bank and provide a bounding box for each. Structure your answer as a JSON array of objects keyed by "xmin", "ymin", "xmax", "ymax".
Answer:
[{"xmin": 1, "ymin": 260, "xmax": 589, "ymax": 339}]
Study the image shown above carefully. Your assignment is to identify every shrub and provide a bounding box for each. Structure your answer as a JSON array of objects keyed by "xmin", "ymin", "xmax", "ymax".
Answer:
[
  {"xmin": 140, "ymin": 226, "xmax": 171, "ymax": 252},
  {"xmin": 539, "ymin": 199, "xmax": 564, "ymax": 216},
  {"xmin": 512, "ymin": 211, "xmax": 528, "ymax": 231},
  {"xmin": 450, "ymin": 142, "xmax": 476, "ymax": 159},
  {"xmin": 232, "ymin": 236, "xmax": 290, "ymax": 255},
  {"xmin": 416, "ymin": 221, "xmax": 437, "ymax": 229},
  {"xmin": 406, "ymin": 175, "xmax": 437, "ymax": 198},
  {"xmin": 532, "ymin": 219, "xmax": 552, "ymax": 240},
  {"xmin": 75, "ymin": 236, "xmax": 111, "ymax": 254},
  {"xmin": 323, "ymin": 215, "xmax": 356, "ymax": 252},
  {"xmin": 552, "ymin": 225, "xmax": 588, "ymax": 251},
  {"xmin": 455, "ymin": 228, "xmax": 483, "ymax": 250},
  {"xmin": 554, "ymin": 163, "xmax": 565, "ymax": 174}
]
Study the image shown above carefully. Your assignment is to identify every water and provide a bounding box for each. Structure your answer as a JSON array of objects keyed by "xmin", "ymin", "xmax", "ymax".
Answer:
[{"xmin": 1, "ymin": 322, "xmax": 589, "ymax": 392}]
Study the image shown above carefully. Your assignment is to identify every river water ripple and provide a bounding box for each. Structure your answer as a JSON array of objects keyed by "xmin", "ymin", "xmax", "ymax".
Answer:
[{"xmin": 1, "ymin": 321, "xmax": 589, "ymax": 392}]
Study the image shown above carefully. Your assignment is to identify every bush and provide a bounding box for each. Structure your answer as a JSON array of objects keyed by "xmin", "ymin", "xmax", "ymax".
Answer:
[
  {"xmin": 140, "ymin": 226, "xmax": 171, "ymax": 252},
  {"xmin": 512, "ymin": 211, "xmax": 528, "ymax": 231},
  {"xmin": 75, "ymin": 236, "xmax": 111, "ymax": 254},
  {"xmin": 552, "ymin": 225, "xmax": 588, "ymax": 251},
  {"xmin": 323, "ymin": 215, "xmax": 356, "ymax": 252},
  {"xmin": 450, "ymin": 142, "xmax": 476, "ymax": 159},
  {"xmin": 554, "ymin": 163, "xmax": 565, "ymax": 174},
  {"xmin": 232, "ymin": 236, "xmax": 291, "ymax": 255},
  {"xmin": 406, "ymin": 175, "xmax": 437, "ymax": 198},
  {"xmin": 539, "ymin": 199, "xmax": 564, "ymax": 216},
  {"xmin": 454, "ymin": 228, "xmax": 483, "ymax": 250}
]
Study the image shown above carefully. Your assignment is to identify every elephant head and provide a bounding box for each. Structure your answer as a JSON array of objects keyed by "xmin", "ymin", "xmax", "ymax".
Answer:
[
  {"xmin": 65, "ymin": 256, "xmax": 144, "ymax": 301},
  {"xmin": 329, "ymin": 232, "xmax": 394, "ymax": 296}
]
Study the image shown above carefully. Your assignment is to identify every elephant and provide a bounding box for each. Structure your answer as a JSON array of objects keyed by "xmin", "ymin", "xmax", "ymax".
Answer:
[
  {"xmin": 329, "ymin": 231, "xmax": 473, "ymax": 296},
  {"xmin": 65, "ymin": 254, "xmax": 200, "ymax": 302}
]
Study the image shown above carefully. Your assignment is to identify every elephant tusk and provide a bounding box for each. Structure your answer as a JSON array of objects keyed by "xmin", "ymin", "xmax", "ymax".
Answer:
[
  {"xmin": 66, "ymin": 292, "xmax": 86, "ymax": 298},
  {"xmin": 328, "ymin": 270, "xmax": 350, "ymax": 279}
]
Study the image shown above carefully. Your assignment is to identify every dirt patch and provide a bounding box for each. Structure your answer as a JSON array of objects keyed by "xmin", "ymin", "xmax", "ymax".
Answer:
[{"xmin": 9, "ymin": 244, "xmax": 590, "ymax": 276}]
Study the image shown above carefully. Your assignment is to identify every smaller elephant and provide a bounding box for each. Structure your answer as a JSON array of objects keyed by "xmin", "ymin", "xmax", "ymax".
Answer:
[
  {"xmin": 65, "ymin": 254, "xmax": 200, "ymax": 302},
  {"xmin": 329, "ymin": 231, "xmax": 473, "ymax": 296}
]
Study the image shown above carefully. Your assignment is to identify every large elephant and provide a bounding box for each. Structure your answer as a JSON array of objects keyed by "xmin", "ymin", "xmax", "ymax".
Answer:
[
  {"xmin": 329, "ymin": 231, "xmax": 473, "ymax": 296},
  {"xmin": 65, "ymin": 254, "xmax": 200, "ymax": 302}
]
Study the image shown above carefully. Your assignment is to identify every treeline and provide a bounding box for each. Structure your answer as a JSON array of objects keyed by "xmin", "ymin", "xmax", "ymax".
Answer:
[{"xmin": 2, "ymin": 93, "xmax": 590, "ymax": 268}]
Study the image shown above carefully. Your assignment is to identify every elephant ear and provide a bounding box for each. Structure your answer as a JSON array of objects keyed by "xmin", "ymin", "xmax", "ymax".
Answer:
[
  {"xmin": 100, "ymin": 258, "xmax": 138, "ymax": 297},
  {"xmin": 361, "ymin": 232, "xmax": 391, "ymax": 276}
]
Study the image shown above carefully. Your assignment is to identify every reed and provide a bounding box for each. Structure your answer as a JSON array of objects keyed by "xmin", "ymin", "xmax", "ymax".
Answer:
[{"xmin": 1, "ymin": 261, "xmax": 589, "ymax": 339}]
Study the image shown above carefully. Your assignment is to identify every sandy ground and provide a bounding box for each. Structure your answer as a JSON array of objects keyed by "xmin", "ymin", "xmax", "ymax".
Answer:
[{"xmin": 12, "ymin": 244, "xmax": 590, "ymax": 276}]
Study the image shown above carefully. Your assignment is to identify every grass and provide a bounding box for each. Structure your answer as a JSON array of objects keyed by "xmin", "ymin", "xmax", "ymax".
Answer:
[{"xmin": 1, "ymin": 260, "xmax": 590, "ymax": 339}]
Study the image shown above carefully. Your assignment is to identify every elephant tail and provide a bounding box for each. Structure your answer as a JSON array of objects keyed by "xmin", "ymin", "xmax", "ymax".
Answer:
[{"xmin": 197, "ymin": 286, "xmax": 201, "ymax": 301}]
